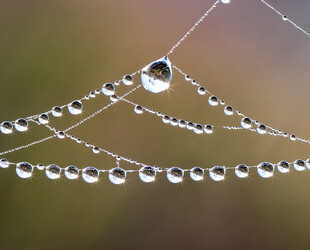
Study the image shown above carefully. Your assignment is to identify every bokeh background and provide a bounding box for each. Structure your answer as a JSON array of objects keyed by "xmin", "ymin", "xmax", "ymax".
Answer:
[{"xmin": 0, "ymin": 0, "xmax": 310, "ymax": 249}]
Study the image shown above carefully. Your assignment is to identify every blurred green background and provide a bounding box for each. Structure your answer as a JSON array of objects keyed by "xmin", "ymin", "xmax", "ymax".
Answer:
[{"xmin": 1, "ymin": 0, "xmax": 310, "ymax": 249}]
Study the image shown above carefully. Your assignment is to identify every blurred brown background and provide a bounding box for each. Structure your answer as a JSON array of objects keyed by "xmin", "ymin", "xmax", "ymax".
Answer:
[{"xmin": 0, "ymin": 0, "xmax": 310, "ymax": 249}]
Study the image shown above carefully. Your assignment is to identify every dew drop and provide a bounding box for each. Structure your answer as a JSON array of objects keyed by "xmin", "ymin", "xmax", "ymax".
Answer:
[
  {"xmin": 102, "ymin": 83, "xmax": 115, "ymax": 96},
  {"xmin": 257, "ymin": 124, "xmax": 267, "ymax": 135},
  {"xmin": 221, "ymin": 0, "xmax": 230, "ymax": 3},
  {"xmin": 208, "ymin": 96, "xmax": 219, "ymax": 106},
  {"xmin": 16, "ymin": 162, "xmax": 33, "ymax": 179},
  {"xmin": 306, "ymin": 158, "xmax": 310, "ymax": 170},
  {"xmin": 46, "ymin": 164, "xmax": 61, "ymax": 179},
  {"xmin": 65, "ymin": 165, "xmax": 79, "ymax": 180},
  {"xmin": 141, "ymin": 56, "xmax": 172, "ymax": 93},
  {"xmin": 38, "ymin": 113, "xmax": 49, "ymax": 124},
  {"xmin": 139, "ymin": 166, "xmax": 156, "ymax": 183},
  {"xmin": 224, "ymin": 106, "xmax": 234, "ymax": 116},
  {"xmin": 294, "ymin": 159, "xmax": 305, "ymax": 171},
  {"xmin": 36, "ymin": 163, "xmax": 45, "ymax": 170},
  {"xmin": 15, "ymin": 118, "xmax": 28, "ymax": 132},
  {"xmin": 0, "ymin": 158, "xmax": 9, "ymax": 168},
  {"xmin": 134, "ymin": 105, "xmax": 143, "ymax": 114},
  {"xmin": 68, "ymin": 100, "xmax": 83, "ymax": 115},
  {"xmin": 282, "ymin": 15, "xmax": 288, "ymax": 21},
  {"xmin": 290, "ymin": 135, "xmax": 296, "ymax": 141},
  {"xmin": 178, "ymin": 119, "xmax": 186, "ymax": 128},
  {"xmin": 57, "ymin": 131, "xmax": 65, "ymax": 139},
  {"xmin": 110, "ymin": 94, "xmax": 119, "ymax": 102},
  {"xmin": 235, "ymin": 164, "xmax": 249, "ymax": 178},
  {"xmin": 185, "ymin": 75, "xmax": 191, "ymax": 81},
  {"xmin": 190, "ymin": 167, "xmax": 204, "ymax": 181},
  {"xmin": 123, "ymin": 74, "xmax": 133, "ymax": 86},
  {"xmin": 186, "ymin": 122, "xmax": 194, "ymax": 130},
  {"xmin": 167, "ymin": 167, "xmax": 184, "ymax": 183},
  {"xmin": 162, "ymin": 115, "xmax": 171, "ymax": 124},
  {"xmin": 209, "ymin": 166, "xmax": 226, "ymax": 181},
  {"xmin": 0, "ymin": 121, "xmax": 13, "ymax": 134},
  {"xmin": 194, "ymin": 124, "xmax": 203, "ymax": 134},
  {"xmin": 92, "ymin": 146, "xmax": 100, "ymax": 154},
  {"xmin": 257, "ymin": 162, "xmax": 274, "ymax": 178},
  {"xmin": 241, "ymin": 117, "xmax": 252, "ymax": 129},
  {"xmin": 82, "ymin": 167, "xmax": 99, "ymax": 183},
  {"xmin": 109, "ymin": 167, "xmax": 126, "ymax": 185},
  {"xmin": 277, "ymin": 161, "xmax": 290, "ymax": 173},
  {"xmin": 204, "ymin": 124, "xmax": 213, "ymax": 134},
  {"xmin": 170, "ymin": 118, "xmax": 178, "ymax": 126},
  {"xmin": 197, "ymin": 87, "xmax": 206, "ymax": 95},
  {"xmin": 52, "ymin": 106, "xmax": 63, "ymax": 117}
]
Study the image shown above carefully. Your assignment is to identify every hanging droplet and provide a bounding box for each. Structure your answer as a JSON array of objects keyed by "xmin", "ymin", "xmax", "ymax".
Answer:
[
  {"xmin": 123, "ymin": 74, "xmax": 134, "ymax": 86},
  {"xmin": 82, "ymin": 167, "xmax": 99, "ymax": 183},
  {"xmin": 257, "ymin": 124, "xmax": 267, "ymax": 135},
  {"xmin": 110, "ymin": 94, "xmax": 119, "ymax": 102},
  {"xmin": 162, "ymin": 115, "xmax": 171, "ymax": 124},
  {"xmin": 170, "ymin": 118, "xmax": 178, "ymax": 126},
  {"xmin": 197, "ymin": 87, "xmax": 206, "ymax": 95},
  {"xmin": 194, "ymin": 124, "xmax": 203, "ymax": 134},
  {"xmin": 92, "ymin": 146, "xmax": 100, "ymax": 154},
  {"xmin": 178, "ymin": 120, "xmax": 186, "ymax": 128},
  {"xmin": 68, "ymin": 100, "xmax": 83, "ymax": 115},
  {"xmin": 241, "ymin": 117, "xmax": 252, "ymax": 129},
  {"xmin": 134, "ymin": 105, "xmax": 143, "ymax": 114},
  {"xmin": 257, "ymin": 162, "xmax": 274, "ymax": 178},
  {"xmin": 89, "ymin": 91, "xmax": 96, "ymax": 98},
  {"xmin": 190, "ymin": 167, "xmax": 204, "ymax": 181},
  {"xmin": 224, "ymin": 106, "xmax": 234, "ymax": 116},
  {"xmin": 186, "ymin": 122, "xmax": 194, "ymax": 130},
  {"xmin": 102, "ymin": 83, "xmax": 115, "ymax": 96},
  {"xmin": 204, "ymin": 124, "xmax": 213, "ymax": 134},
  {"xmin": 185, "ymin": 75, "xmax": 191, "ymax": 81},
  {"xmin": 36, "ymin": 163, "xmax": 45, "ymax": 170},
  {"xmin": 141, "ymin": 56, "xmax": 172, "ymax": 93},
  {"xmin": 277, "ymin": 161, "xmax": 290, "ymax": 173},
  {"xmin": 235, "ymin": 164, "xmax": 249, "ymax": 178},
  {"xmin": 65, "ymin": 165, "xmax": 79, "ymax": 180},
  {"xmin": 109, "ymin": 167, "xmax": 126, "ymax": 185},
  {"xmin": 282, "ymin": 15, "xmax": 288, "ymax": 21},
  {"xmin": 16, "ymin": 162, "xmax": 33, "ymax": 179},
  {"xmin": 290, "ymin": 135, "xmax": 296, "ymax": 141},
  {"xmin": 208, "ymin": 96, "xmax": 219, "ymax": 106},
  {"xmin": 0, "ymin": 158, "xmax": 10, "ymax": 168},
  {"xmin": 0, "ymin": 121, "xmax": 13, "ymax": 134},
  {"xmin": 38, "ymin": 113, "xmax": 49, "ymax": 124},
  {"xmin": 139, "ymin": 166, "xmax": 156, "ymax": 183},
  {"xmin": 46, "ymin": 164, "xmax": 61, "ymax": 179},
  {"xmin": 294, "ymin": 159, "xmax": 305, "ymax": 171},
  {"xmin": 15, "ymin": 118, "xmax": 28, "ymax": 132},
  {"xmin": 209, "ymin": 166, "xmax": 226, "ymax": 181},
  {"xmin": 167, "ymin": 167, "xmax": 184, "ymax": 183},
  {"xmin": 52, "ymin": 106, "xmax": 63, "ymax": 117},
  {"xmin": 221, "ymin": 0, "xmax": 230, "ymax": 4}
]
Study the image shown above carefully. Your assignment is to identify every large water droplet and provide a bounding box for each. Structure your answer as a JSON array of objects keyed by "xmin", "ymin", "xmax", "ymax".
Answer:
[
  {"xmin": 16, "ymin": 162, "xmax": 33, "ymax": 178},
  {"xmin": 190, "ymin": 167, "xmax": 204, "ymax": 181},
  {"xmin": 82, "ymin": 167, "xmax": 99, "ymax": 183},
  {"xmin": 235, "ymin": 164, "xmax": 249, "ymax": 178},
  {"xmin": 294, "ymin": 159, "xmax": 305, "ymax": 171},
  {"xmin": 15, "ymin": 118, "xmax": 28, "ymax": 132},
  {"xmin": 141, "ymin": 56, "xmax": 172, "ymax": 93},
  {"xmin": 257, "ymin": 162, "xmax": 274, "ymax": 178},
  {"xmin": 46, "ymin": 164, "xmax": 61, "ymax": 179},
  {"xmin": 0, "ymin": 121, "xmax": 13, "ymax": 134},
  {"xmin": 65, "ymin": 165, "xmax": 79, "ymax": 180},
  {"xmin": 209, "ymin": 166, "xmax": 226, "ymax": 181},
  {"xmin": 167, "ymin": 167, "xmax": 184, "ymax": 183},
  {"xmin": 109, "ymin": 167, "xmax": 126, "ymax": 185},
  {"xmin": 139, "ymin": 166, "xmax": 156, "ymax": 183},
  {"xmin": 68, "ymin": 100, "xmax": 83, "ymax": 115},
  {"xmin": 277, "ymin": 161, "xmax": 290, "ymax": 173}
]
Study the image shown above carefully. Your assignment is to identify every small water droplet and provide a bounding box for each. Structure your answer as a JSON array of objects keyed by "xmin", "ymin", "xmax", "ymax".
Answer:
[
  {"xmin": 241, "ymin": 117, "xmax": 252, "ymax": 129},
  {"xmin": 102, "ymin": 83, "xmax": 115, "ymax": 96},
  {"xmin": 123, "ymin": 74, "xmax": 133, "ymax": 86},
  {"xmin": 197, "ymin": 86, "xmax": 206, "ymax": 95},
  {"xmin": 0, "ymin": 121, "xmax": 13, "ymax": 134},
  {"xmin": 92, "ymin": 146, "xmax": 100, "ymax": 154},
  {"xmin": 221, "ymin": 0, "xmax": 230, "ymax": 4},
  {"xmin": 36, "ymin": 163, "xmax": 45, "ymax": 170},
  {"xmin": 141, "ymin": 56, "xmax": 172, "ymax": 93},
  {"xmin": 257, "ymin": 124, "xmax": 267, "ymax": 134},
  {"xmin": 162, "ymin": 115, "xmax": 171, "ymax": 124},
  {"xmin": 190, "ymin": 167, "xmax": 204, "ymax": 181},
  {"xmin": 167, "ymin": 167, "xmax": 184, "ymax": 183},
  {"xmin": 209, "ymin": 166, "xmax": 225, "ymax": 181},
  {"xmin": 52, "ymin": 106, "xmax": 63, "ymax": 117},
  {"xmin": 178, "ymin": 119, "xmax": 186, "ymax": 128},
  {"xmin": 282, "ymin": 15, "xmax": 288, "ymax": 21},
  {"xmin": 277, "ymin": 161, "xmax": 290, "ymax": 173},
  {"xmin": 57, "ymin": 131, "xmax": 65, "ymax": 139},
  {"xmin": 0, "ymin": 158, "xmax": 9, "ymax": 168},
  {"xmin": 224, "ymin": 106, "xmax": 234, "ymax": 116},
  {"xmin": 46, "ymin": 164, "xmax": 61, "ymax": 179},
  {"xmin": 82, "ymin": 167, "xmax": 99, "ymax": 183},
  {"xmin": 185, "ymin": 75, "xmax": 191, "ymax": 81},
  {"xmin": 109, "ymin": 167, "xmax": 126, "ymax": 185},
  {"xmin": 65, "ymin": 165, "xmax": 79, "ymax": 180},
  {"xmin": 15, "ymin": 119, "xmax": 28, "ymax": 132},
  {"xmin": 294, "ymin": 159, "xmax": 305, "ymax": 171},
  {"xmin": 257, "ymin": 162, "xmax": 274, "ymax": 178},
  {"xmin": 38, "ymin": 113, "xmax": 49, "ymax": 124},
  {"xmin": 134, "ymin": 105, "xmax": 143, "ymax": 114},
  {"xmin": 204, "ymin": 124, "xmax": 213, "ymax": 134},
  {"xmin": 208, "ymin": 96, "xmax": 219, "ymax": 106},
  {"xmin": 139, "ymin": 166, "xmax": 156, "ymax": 183},
  {"xmin": 194, "ymin": 124, "xmax": 203, "ymax": 134},
  {"xmin": 235, "ymin": 164, "xmax": 249, "ymax": 178},
  {"xmin": 68, "ymin": 100, "xmax": 83, "ymax": 115},
  {"xmin": 290, "ymin": 135, "xmax": 296, "ymax": 141},
  {"xmin": 16, "ymin": 162, "xmax": 33, "ymax": 178},
  {"xmin": 170, "ymin": 118, "xmax": 178, "ymax": 126}
]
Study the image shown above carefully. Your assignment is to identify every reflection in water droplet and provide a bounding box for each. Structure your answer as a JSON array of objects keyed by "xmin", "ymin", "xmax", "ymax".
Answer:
[
  {"xmin": 190, "ymin": 167, "xmax": 204, "ymax": 181},
  {"xmin": 16, "ymin": 162, "xmax": 33, "ymax": 179},
  {"xmin": 167, "ymin": 167, "xmax": 184, "ymax": 183},
  {"xmin": 141, "ymin": 56, "xmax": 172, "ymax": 93},
  {"xmin": 209, "ymin": 166, "xmax": 226, "ymax": 181},
  {"xmin": 257, "ymin": 162, "xmax": 274, "ymax": 178},
  {"xmin": 139, "ymin": 166, "xmax": 156, "ymax": 183},
  {"xmin": 109, "ymin": 168, "xmax": 126, "ymax": 185}
]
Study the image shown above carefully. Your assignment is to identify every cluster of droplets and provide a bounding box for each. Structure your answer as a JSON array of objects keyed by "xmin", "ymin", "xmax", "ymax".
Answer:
[{"xmin": 3, "ymin": 157, "xmax": 310, "ymax": 183}]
